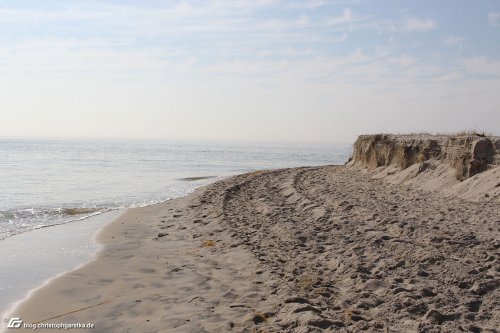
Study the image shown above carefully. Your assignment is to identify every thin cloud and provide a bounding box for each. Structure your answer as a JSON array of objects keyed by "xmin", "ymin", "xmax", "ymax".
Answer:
[
  {"xmin": 443, "ymin": 35, "xmax": 463, "ymax": 46},
  {"xmin": 256, "ymin": 15, "xmax": 313, "ymax": 32},
  {"xmin": 488, "ymin": 11, "xmax": 500, "ymax": 27},
  {"xmin": 370, "ymin": 16, "xmax": 437, "ymax": 34},
  {"xmin": 443, "ymin": 35, "xmax": 463, "ymax": 55},
  {"xmin": 286, "ymin": 0, "xmax": 360, "ymax": 9},
  {"xmin": 326, "ymin": 8, "xmax": 352, "ymax": 25},
  {"xmin": 461, "ymin": 57, "xmax": 500, "ymax": 76},
  {"xmin": 401, "ymin": 17, "xmax": 437, "ymax": 32},
  {"xmin": 287, "ymin": 0, "xmax": 330, "ymax": 9}
]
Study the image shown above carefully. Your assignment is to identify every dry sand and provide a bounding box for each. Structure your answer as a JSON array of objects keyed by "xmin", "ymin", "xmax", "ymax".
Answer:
[{"xmin": 7, "ymin": 166, "xmax": 499, "ymax": 332}]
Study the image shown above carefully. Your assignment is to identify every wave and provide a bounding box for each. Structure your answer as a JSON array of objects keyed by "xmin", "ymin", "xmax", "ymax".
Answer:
[
  {"xmin": 0, "ymin": 195, "xmax": 192, "ymax": 241},
  {"xmin": 0, "ymin": 179, "xmax": 217, "ymax": 241},
  {"xmin": 0, "ymin": 205, "xmax": 117, "ymax": 241},
  {"xmin": 178, "ymin": 176, "xmax": 217, "ymax": 182},
  {"xmin": 62, "ymin": 207, "xmax": 102, "ymax": 216}
]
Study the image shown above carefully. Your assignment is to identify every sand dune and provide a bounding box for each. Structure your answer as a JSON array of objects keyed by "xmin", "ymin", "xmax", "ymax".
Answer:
[{"xmin": 349, "ymin": 134, "xmax": 500, "ymax": 203}]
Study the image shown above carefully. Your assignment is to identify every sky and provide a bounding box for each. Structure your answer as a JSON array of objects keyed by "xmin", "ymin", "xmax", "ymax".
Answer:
[{"xmin": 0, "ymin": 0, "xmax": 499, "ymax": 143}]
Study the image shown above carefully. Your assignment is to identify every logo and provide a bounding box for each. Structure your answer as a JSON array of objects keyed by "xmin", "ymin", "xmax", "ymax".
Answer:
[{"xmin": 7, "ymin": 318, "xmax": 22, "ymax": 329}]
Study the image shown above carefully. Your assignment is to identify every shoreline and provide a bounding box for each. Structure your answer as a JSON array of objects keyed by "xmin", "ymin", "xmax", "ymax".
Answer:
[
  {"xmin": 0, "ymin": 210, "xmax": 124, "ymax": 329},
  {"xmin": 7, "ymin": 184, "xmax": 272, "ymax": 332},
  {"xmin": 0, "ymin": 209, "xmax": 116, "ymax": 242},
  {"xmin": 5, "ymin": 165, "xmax": 500, "ymax": 332},
  {"xmin": 0, "ymin": 178, "xmax": 224, "ymax": 326}
]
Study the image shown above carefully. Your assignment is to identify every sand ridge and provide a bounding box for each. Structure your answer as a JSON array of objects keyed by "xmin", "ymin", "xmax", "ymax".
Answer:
[{"xmin": 9, "ymin": 166, "xmax": 500, "ymax": 332}]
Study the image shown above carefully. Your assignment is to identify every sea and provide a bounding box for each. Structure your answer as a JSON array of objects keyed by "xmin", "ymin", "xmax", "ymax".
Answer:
[{"xmin": 0, "ymin": 138, "xmax": 352, "ymax": 241}]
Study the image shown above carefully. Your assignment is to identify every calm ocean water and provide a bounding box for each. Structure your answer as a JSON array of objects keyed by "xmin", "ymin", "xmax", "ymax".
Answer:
[{"xmin": 0, "ymin": 138, "xmax": 351, "ymax": 240}]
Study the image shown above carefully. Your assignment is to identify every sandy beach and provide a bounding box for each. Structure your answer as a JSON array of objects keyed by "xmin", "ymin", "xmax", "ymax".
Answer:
[
  {"xmin": 3, "ymin": 0, "xmax": 499, "ymax": 331},
  {"xmin": 6, "ymin": 156, "xmax": 499, "ymax": 332}
]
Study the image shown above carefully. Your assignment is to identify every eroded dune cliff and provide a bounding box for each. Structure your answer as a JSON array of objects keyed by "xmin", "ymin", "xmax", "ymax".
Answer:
[{"xmin": 348, "ymin": 134, "xmax": 500, "ymax": 202}]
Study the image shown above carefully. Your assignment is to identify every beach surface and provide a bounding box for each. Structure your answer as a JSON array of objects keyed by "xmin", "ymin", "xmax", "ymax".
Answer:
[
  {"xmin": 0, "ymin": 210, "xmax": 123, "ymax": 320},
  {"xmin": 7, "ymin": 164, "xmax": 499, "ymax": 332}
]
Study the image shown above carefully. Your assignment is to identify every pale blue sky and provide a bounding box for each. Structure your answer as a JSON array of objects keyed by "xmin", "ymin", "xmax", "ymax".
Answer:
[{"xmin": 1, "ymin": 0, "xmax": 499, "ymax": 143}]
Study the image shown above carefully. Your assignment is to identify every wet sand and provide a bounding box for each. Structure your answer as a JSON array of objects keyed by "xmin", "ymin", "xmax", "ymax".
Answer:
[
  {"xmin": 0, "ymin": 210, "xmax": 122, "ymax": 322},
  {"xmin": 8, "ymin": 166, "xmax": 499, "ymax": 332}
]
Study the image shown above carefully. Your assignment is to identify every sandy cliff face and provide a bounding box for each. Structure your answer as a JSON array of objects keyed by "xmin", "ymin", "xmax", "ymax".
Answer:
[
  {"xmin": 349, "ymin": 134, "xmax": 500, "ymax": 202},
  {"xmin": 350, "ymin": 134, "xmax": 499, "ymax": 180}
]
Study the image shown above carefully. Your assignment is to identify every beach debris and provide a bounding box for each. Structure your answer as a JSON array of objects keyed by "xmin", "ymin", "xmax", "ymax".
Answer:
[
  {"xmin": 285, "ymin": 296, "xmax": 309, "ymax": 304},
  {"xmin": 251, "ymin": 312, "xmax": 267, "ymax": 324},
  {"xmin": 308, "ymin": 319, "xmax": 344, "ymax": 329},
  {"xmin": 202, "ymin": 239, "xmax": 215, "ymax": 247}
]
